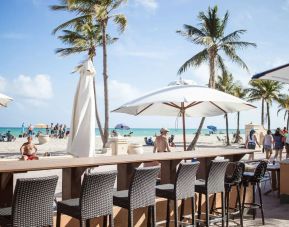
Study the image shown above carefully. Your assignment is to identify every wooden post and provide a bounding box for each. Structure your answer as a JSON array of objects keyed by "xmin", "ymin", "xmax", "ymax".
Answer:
[
  {"xmin": 0, "ymin": 173, "xmax": 13, "ymax": 208},
  {"xmin": 62, "ymin": 167, "xmax": 86, "ymax": 200},
  {"xmin": 181, "ymin": 102, "xmax": 186, "ymax": 151}
]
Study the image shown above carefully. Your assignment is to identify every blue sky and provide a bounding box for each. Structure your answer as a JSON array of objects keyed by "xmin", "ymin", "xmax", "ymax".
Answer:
[{"xmin": 0, "ymin": 0, "xmax": 289, "ymax": 130}]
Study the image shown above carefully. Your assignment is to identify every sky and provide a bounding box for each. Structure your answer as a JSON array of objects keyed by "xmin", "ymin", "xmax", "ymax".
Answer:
[{"xmin": 0, "ymin": 0, "xmax": 289, "ymax": 130}]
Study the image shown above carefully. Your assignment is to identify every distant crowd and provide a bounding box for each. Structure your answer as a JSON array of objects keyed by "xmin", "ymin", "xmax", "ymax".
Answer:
[
  {"xmin": 20, "ymin": 123, "xmax": 69, "ymax": 139},
  {"xmin": 246, "ymin": 127, "xmax": 289, "ymax": 161}
]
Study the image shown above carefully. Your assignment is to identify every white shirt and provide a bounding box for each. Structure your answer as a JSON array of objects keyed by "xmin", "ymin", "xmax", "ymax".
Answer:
[{"xmin": 264, "ymin": 134, "xmax": 273, "ymax": 146}]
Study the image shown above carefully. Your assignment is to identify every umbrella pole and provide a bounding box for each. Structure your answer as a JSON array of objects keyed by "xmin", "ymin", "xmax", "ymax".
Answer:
[{"xmin": 181, "ymin": 103, "xmax": 186, "ymax": 151}]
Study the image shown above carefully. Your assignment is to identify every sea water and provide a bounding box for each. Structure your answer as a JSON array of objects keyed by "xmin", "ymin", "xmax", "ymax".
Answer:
[{"xmin": 0, "ymin": 127, "xmax": 245, "ymax": 137}]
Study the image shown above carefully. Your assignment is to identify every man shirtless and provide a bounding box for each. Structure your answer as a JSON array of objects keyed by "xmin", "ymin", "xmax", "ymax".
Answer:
[
  {"xmin": 20, "ymin": 136, "xmax": 39, "ymax": 160},
  {"xmin": 153, "ymin": 128, "xmax": 171, "ymax": 153}
]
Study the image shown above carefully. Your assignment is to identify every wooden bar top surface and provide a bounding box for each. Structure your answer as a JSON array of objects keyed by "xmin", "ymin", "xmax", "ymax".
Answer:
[{"xmin": 0, "ymin": 149, "xmax": 255, "ymax": 173}]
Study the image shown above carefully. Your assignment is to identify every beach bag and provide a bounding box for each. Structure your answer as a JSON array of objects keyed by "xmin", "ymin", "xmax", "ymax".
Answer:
[{"xmin": 248, "ymin": 142, "xmax": 256, "ymax": 149}]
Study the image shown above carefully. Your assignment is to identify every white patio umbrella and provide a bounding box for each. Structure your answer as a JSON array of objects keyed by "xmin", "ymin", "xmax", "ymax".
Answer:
[
  {"xmin": 112, "ymin": 84, "xmax": 256, "ymax": 150},
  {"xmin": 67, "ymin": 59, "xmax": 96, "ymax": 157},
  {"xmin": 252, "ymin": 63, "xmax": 289, "ymax": 83},
  {"xmin": 0, "ymin": 93, "xmax": 13, "ymax": 107}
]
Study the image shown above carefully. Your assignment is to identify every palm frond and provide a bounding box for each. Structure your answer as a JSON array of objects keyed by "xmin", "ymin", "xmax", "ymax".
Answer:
[
  {"xmin": 55, "ymin": 47, "xmax": 88, "ymax": 56},
  {"xmin": 224, "ymin": 41, "xmax": 257, "ymax": 49},
  {"xmin": 220, "ymin": 30, "xmax": 246, "ymax": 43},
  {"xmin": 222, "ymin": 45, "xmax": 249, "ymax": 71},
  {"xmin": 113, "ymin": 14, "xmax": 127, "ymax": 33},
  {"xmin": 52, "ymin": 15, "xmax": 92, "ymax": 34},
  {"xmin": 177, "ymin": 49, "xmax": 208, "ymax": 74}
]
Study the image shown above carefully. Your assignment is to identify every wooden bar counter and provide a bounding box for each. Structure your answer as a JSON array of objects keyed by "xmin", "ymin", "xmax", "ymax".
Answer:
[{"xmin": 0, "ymin": 148, "xmax": 254, "ymax": 208}]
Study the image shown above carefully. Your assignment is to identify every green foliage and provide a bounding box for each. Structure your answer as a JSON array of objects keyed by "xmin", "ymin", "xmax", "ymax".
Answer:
[{"xmin": 176, "ymin": 5, "xmax": 256, "ymax": 75}]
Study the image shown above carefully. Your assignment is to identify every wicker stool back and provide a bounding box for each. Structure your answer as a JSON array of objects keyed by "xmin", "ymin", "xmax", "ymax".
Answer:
[
  {"xmin": 175, "ymin": 161, "xmax": 200, "ymax": 200},
  {"xmin": 129, "ymin": 166, "xmax": 160, "ymax": 209},
  {"xmin": 12, "ymin": 175, "xmax": 58, "ymax": 227},
  {"xmin": 80, "ymin": 170, "xmax": 117, "ymax": 220}
]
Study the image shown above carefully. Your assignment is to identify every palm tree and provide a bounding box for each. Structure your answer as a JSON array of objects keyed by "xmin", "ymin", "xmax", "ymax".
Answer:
[
  {"xmin": 215, "ymin": 72, "xmax": 235, "ymax": 145},
  {"xmin": 277, "ymin": 95, "xmax": 289, "ymax": 129},
  {"xmin": 178, "ymin": 5, "xmax": 256, "ymax": 150},
  {"xmin": 232, "ymin": 83, "xmax": 246, "ymax": 143},
  {"xmin": 54, "ymin": 19, "xmax": 117, "ymax": 144},
  {"xmin": 51, "ymin": 0, "xmax": 127, "ymax": 147},
  {"xmin": 246, "ymin": 80, "xmax": 283, "ymax": 130}
]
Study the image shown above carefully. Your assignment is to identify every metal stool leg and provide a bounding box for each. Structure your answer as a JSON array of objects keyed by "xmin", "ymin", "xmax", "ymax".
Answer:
[
  {"xmin": 180, "ymin": 199, "xmax": 185, "ymax": 222},
  {"xmin": 86, "ymin": 219, "xmax": 90, "ymax": 227},
  {"xmin": 210, "ymin": 193, "xmax": 216, "ymax": 214},
  {"xmin": 166, "ymin": 200, "xmax": 170, "ymax": 227},
  {"xmin": 191, "ymin": 197, "xmax": 195, "ymax": 226},
  {"xmin": 221, "ymin": 192, "xmax": 225, "ymax": 227},
  {"xmin": 152, "ymin": 205, "xmax": 156, "ymax": 227},
  {"xmin": 197, "ymin": 194, "xmax": 202, "ymax": 227},
  {"xmin": 56, "ymin": 211, "xmax": 61, "ymax": 227},
  {"xmin": 103, "ymin": 215, "xmax": 107, "ymax": 227},
  {"xmin": 174, "ymin": 199, "xmax": 179, "ymax": 227},
  {"xmin": 226, "ymin": 189, "xmax": 230, "ymax": 227},
  {"xmin": 109, "ymin": 214, "xmax": 114, "ymax": 227},
  {"xmin": 128, "ymin": 209, "xmax": 134, "ymax": 227},
  {"xmin": 147, "ymin": 206, "xmax": 151, "ymax": 227},
  {"xmin": 258, "ymin": 182, "xmax": 265, "ymax": 225},
  {"xmin": 237, "ymin": 184, "xmax": 243, "ymax": 227},
  {"xmin": 205, "ymin": 193, "xmax": 209, "ymax": 227},
  {"xmin": 252, "ymin": 184, "xmax": 256, "ymax": 220},
  {"xmin": 242, "ymin": 184, "xmax": 247, "ymax": 217}
]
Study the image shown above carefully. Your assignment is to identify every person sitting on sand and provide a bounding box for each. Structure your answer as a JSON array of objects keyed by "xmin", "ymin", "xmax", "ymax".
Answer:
[
  {"xmin": 153, "ymin": 128, "xmax": 171, "ymax": 153},
  {"xmin": 20, "ymin": 136, "xmax": 39, "ymax": 160}
]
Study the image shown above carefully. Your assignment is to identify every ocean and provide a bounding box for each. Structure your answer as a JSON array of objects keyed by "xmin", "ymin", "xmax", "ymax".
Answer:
[{"xmin": 0, "ymin": 127, "xmax": 245, "ymax": 137}]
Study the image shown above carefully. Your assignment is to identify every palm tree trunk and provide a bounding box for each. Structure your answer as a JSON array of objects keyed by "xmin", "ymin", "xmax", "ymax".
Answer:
[
  {"xmin": 235, "ymin": 112, "xmax": 240, "ymax": 143},
  {"xmin": 93, "ymin": 77, "xmax": 105, "ymax": 144},
  {"xmin": 267, "ymin": 102, "xmax": 270, "ymax": 130},
  {"xmin": 225, "ymin": 113, "xmax": 230, "ymax": 146},
  {"xmin": 208, "ymin": 49, "xmax": 216, "ymax": 89},
  {"xmin": 187, "ymin": 51, "xmax": 216, "ymax": 150},
  {"xmin": 102, "ymin": 21, "xmax": 109, "ymax": 147},
  {"xmin": 187, "ymin": 117, "xmax": 205, "ymax": 150},
  {"xmin": 261, "ymin": 98, "xmax": 264, "ymax": 126},
  {"xmin": 91, "ymin": 56, "xmax": 105, "ymax": 145}
]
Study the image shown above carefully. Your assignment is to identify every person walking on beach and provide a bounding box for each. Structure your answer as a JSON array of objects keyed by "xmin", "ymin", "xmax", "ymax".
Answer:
[
  {"xmin": 273, "ymin": 128, "xmax": 284, "ymax": 161},
  {"xmin": 245, "ymin": 129, "xmax": 260, "ymax": 160},
  {"xmin": 20, "ymin": 136, "xmax": 39, "ymax": 160},
  {"xmin": 28, "ymin": 124, "xmax": 33, "ymax": 137},
  {"xmin": 263, "ymin": 130, "xmax": 274, "ymax": 160},
  {"xmin": 153, "ymin": 128, "xmax": 171, "ymax": 153}
]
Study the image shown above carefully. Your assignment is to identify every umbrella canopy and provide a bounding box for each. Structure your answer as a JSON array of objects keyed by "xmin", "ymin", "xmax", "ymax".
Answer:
[
  {"xmin": 252, "ymin": 63, "xmax": 289, "ymax": 83},
  {"xmin": 115, "ymin": 123, "xmax": 130, "ymax": 130},
  {"xmin": 113, "ymin": 85, "xmax": 256, "ymax": 150},
  {"xmin": 0, "ymin": 93, "xmax": 13, "ymax": 107},
  {"xmin": 207, "ymin": 125, "xmax": 217, "ymax": 132},
  {"xmin": 67, "ymin": 59, "xmax": 96, "ymax": 157},
  {"xmin": 34, "ymin": 123, "xmax": 48, "ymax": 129}
]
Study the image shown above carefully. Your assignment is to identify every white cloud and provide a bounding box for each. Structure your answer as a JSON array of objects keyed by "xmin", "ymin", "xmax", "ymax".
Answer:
[
  {"xmin": 12, "ymin": 74, "xmax": 53, "ymax": 100},
  {"xmin": 97, "ymin": 80, "xmax": 142, "ymax": 108},
  {"xmin": 135, "ymin": 0, "xmax": 158, "ymax": 11}
]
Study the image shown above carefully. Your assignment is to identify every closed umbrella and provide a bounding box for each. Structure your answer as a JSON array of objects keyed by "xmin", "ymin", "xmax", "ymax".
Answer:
[
  {"xmin": 252, "ymin": 63, "xmax": 289, "ymax": 83},
  {"xmin": 0, "ymin": 93, "xmax": 13, "ymax": 107},
  {"xmin": 112, "ymin": 84, "xmax": 256, "ymax": 150},
  {"xmin": 67, "ymin": 59, "xmax": 96, "ymax": 157}
]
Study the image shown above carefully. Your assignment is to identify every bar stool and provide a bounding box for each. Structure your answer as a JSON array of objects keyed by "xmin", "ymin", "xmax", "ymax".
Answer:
[
  {"xmin": 56, "ymin": 170, "xmax": 117, "ymax": 227},
  {"xmin": 196, "ymin": 159, "xmax": 229, "ymax": 227},
  {"xmin": 241, "ymin": 160, "xmax": 268, "ymax": 225},
  {"xmin": 211, "ymin": 161, "xmax": 245, "ymax": 227},
  {"xmin": 155, "ymin": 161, "xmax": 200, "ymax": 227},
  {"xmin": 0, "ymin": 175, "xmax": 58, "ymax": 227},
  {"xmin": 113, "ymin": 166, "xmax": 160, "ymax": 227}
]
